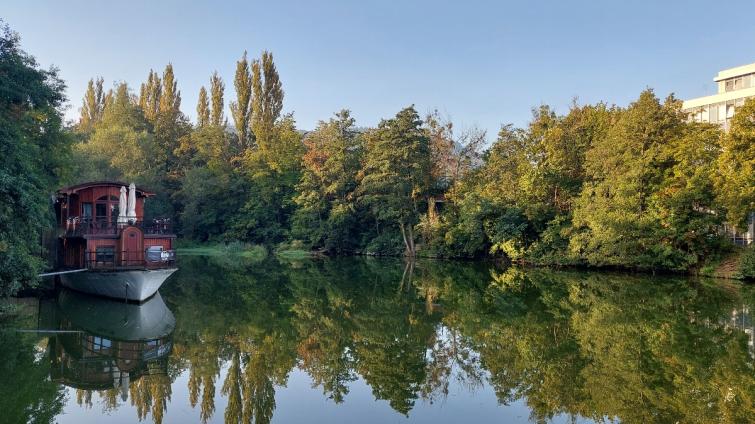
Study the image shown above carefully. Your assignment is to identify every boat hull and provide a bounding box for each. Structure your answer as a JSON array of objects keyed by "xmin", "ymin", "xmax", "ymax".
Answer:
[{"xmin": 60, "ymin": 268, "xmax": 177, "ymax": 302}]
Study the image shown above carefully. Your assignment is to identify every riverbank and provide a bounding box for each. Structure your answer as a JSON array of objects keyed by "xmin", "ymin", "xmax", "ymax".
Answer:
[
  {"xmin": 176, "ymin": 239, "xmax": 755, "ymax": 281},
  {"xmin": 698, "ymin": 246, "xmax": 755, "ymax": 280},
  {"xmin": 175, "ymin": 240, "xmax": 319, "ymax": 260}
]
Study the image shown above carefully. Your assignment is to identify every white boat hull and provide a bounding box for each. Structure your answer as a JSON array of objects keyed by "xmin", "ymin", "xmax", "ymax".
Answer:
[{"xmin": 60, "ymin": 268, "xmax": 177, "ymax": 302}]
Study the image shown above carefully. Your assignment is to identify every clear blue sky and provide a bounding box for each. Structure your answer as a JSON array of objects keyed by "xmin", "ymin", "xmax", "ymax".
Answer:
[{"xmin": 5, "ymin": 0, "xmax": 755, "ymax": 140}]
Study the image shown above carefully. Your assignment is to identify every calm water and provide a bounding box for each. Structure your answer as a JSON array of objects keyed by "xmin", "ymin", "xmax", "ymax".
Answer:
[{"xmin": 2, "ymin": 255, "xmax": 754, "ymax": 424}]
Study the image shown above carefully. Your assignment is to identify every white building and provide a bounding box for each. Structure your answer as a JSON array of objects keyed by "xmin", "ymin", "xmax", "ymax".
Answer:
[{"xmin": 682, "ymin": 62, "xmax": 755, "ymax": 131}]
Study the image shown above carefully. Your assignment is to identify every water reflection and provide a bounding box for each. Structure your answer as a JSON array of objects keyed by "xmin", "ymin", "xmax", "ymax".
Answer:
[
  {"xmin": 2, "ymin": 257, "xmax": 754, "ymax": 424},
  {"xmin": 44, "ymin": 290, "xmax": 175, "ymax": 421}
]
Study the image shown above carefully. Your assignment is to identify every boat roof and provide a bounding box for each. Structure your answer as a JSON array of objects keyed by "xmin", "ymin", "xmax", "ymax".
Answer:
[{"xmin": 57, "ymin": 181, "xmax": 156, "ymax": 197}]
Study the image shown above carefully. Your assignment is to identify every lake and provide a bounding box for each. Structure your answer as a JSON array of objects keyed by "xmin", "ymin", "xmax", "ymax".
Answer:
[{"xmin": 2, "ymin": 255, "xmax": 753, "ymax": 423}]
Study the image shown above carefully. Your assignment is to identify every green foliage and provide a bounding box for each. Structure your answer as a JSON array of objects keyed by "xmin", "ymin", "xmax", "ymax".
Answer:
[
  {"xmin": 569, "ymin": 91, "xmax": 720, "ymax": 270},
  {"xmin": 229, "ymin": 51, "xmax": 252, "ymax": 148},
  {"xmin": 739, "ymin": 245, "xmax": 755, "ymax": 279},
  {"xmin": 196, "ymin": 86, "xmax": 209, "ymax": 127},
  {"xmin": 716, "ymin": 98, "xmax": 755, "ymax": 228},
  {"xmin": 0, "ymin": 22, "xmax": 71, "ymax": 296},
  {"xmin": 357, "ymin": 106, "xmax": 431, "ymax": 256},
  {"xmin": 209, "ymin": 71, "xmax": 225, "ymax": 127},
  {"xmin": 17, "ymin": 10, "xmax": 745, "ymax": 272},
  {"xmin": 78, "ymin": 76, "xmax": 104, "ymax": 132},
  {"xmin": 251, "ymin": 50, "xmax": 283, "ymax": 149},
  {"xmin": 293, "ymin": 110, "xmax": 361, "ymax": 252}
]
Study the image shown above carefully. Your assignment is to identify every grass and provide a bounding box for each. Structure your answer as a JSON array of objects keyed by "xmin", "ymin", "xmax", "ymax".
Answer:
[
  {"xmin": 275, "ymin": 249, "xmax": 313, "ymax": 259},
  {"xmin": 175, "ymin": 241, "xmax": 268, "ymax": 260},
  {"xmin": 175, "ymin": 239, "xmax": 316, "ymax": 260},
  {"xmin": 274, "ymin": 240, "xmax": 315, "ymax": 259}
]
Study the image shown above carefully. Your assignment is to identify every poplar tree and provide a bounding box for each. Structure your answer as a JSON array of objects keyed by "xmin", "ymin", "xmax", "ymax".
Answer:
[
  {"xmin": 230, "ymin": 52, "xmax": 252, "ymax": 149},
  {"xmin": 209, "ymin": 71, "xmax": 225, "ymax": 127},
  {"xmin": 251, "ymin": 51, "xmax": 283, "ymax": 149},
  {"xmin": 159, "ymin": 63, "xmax": 181, "ymax": 122},
  {"xmin": 197, "ymin": 86, "xmax": 209, "ymax": 128},
  {"xmin": 79, "ymin": 76, "xmax": 104, "ymax": 131},
  {"xmin": 138, "ymin": 70, "xmax": 161, "ymax": 122}
]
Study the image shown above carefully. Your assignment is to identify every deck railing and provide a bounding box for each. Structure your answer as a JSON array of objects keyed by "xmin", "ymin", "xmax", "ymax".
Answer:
[
  {"xmin": 84, "ymin": 249, "xmax": 176, "ymax": 270},
  {"xmin": 64, "ymin": 218, "xmax": 173, "ymax": 237}
]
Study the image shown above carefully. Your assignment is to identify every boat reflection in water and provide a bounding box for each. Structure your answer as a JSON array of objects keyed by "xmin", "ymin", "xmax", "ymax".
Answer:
[{"xmin": 45, "ymin": 289, "xmax": 175, "ymax": 395}]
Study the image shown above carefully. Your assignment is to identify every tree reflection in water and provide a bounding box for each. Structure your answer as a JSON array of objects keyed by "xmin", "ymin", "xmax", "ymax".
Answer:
[{"xmin": 2, "ymin": 255, "xmax": 753, "ymax": 424}]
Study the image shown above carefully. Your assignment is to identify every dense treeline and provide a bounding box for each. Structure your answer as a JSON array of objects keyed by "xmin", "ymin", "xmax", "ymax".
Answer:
[
  {"xmin": 0, "ymin": 23, "xmax": 71, "ymax": 299},
  {"xmin": 71, "ymin": 56, "xmax": 754, "ymax": 272},
  {"xmin": 2, "ymin": 21, "xmax": 755, "ymax": 298}
]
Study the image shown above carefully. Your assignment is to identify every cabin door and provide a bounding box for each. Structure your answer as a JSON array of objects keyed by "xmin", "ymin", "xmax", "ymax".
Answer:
[{"xmin": 121, "ymin": 227, "xmax": 144, "ymax": 266}]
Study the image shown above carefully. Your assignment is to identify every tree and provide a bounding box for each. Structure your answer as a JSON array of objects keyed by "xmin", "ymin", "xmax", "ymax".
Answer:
[
  {"xmin": 153, "ymin": 63, "xmax": 191, "ymax": 212},
  {"xmin": 73, "ymin": 82, "xmax": 158, "ymax": 184},
  {"xmin": 78, "ymin": 76, "xmax": 104, "ymax": 132},
  {"xmin": 251, "ymin": 51, "xmax": 283, "ymax": 148},
  {"xmin": 569, "ymin": 90, "xmax": 687, "ymax": 270},
  {"xmin": 653, "ymin": 121, "xmax": 723, "ymax": 265},
  {"xmin": 293, "ymin": 110, "xmax": 362, "ymax": 251},
  {"xmin": 159, "ymin": 63, "xmax": 181, "ymax": 122},
  {"xmin": 196, "ymin": 86, "xmax": 209, "ymax": 128},
  {"xmin": 230, "ymin": 52, "xmax": 252, "ymax": 149},
  {"xmin": 0, "ymin": 22, "xmax": 71, "ymax": 297},
  {"xmin": 716, "ymin": 98, "xmax": 755, "ymax": 228},
  {"xmin": 209, "ymin": 71, "xmax": 225, "ymax": 127},
  {"xmin": 358, "ymin": 106, "xmax": 431, "ymax": 256},
  {"xmin": 138, "ymin": 69, "xmax": 161, "ymax": 122},
  {"xmin": 231, "ymin": 116, "xmax": 303, "ymax": 244}
]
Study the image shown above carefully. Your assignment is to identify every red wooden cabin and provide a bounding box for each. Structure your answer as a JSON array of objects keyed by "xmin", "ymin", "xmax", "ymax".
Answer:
[{"xmin": 55, "ymin": 181, "xmax": 175, "ymax": 270}]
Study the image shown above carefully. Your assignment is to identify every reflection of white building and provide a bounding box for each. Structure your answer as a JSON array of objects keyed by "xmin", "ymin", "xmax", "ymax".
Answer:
[
  {"xmin": 683, "ymin": 62, "xmax": 755, "ymax": 245},
  {"xmin": 683, "ymin": 62, "xmax": 755, "ymax": 131},
  {"xmin": 730, "ymin": 306, "xmax": 753, "ymax": 359}
]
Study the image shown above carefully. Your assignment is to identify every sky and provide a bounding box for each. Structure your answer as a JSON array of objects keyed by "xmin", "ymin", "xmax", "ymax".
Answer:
[{"xmin": 4, "ymin": 0, "xmax": 755, "ymax": 141}]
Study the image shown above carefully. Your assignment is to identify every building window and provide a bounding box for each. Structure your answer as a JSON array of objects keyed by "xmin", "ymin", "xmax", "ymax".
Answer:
[
  {"xmin": 726, "ymin": 79, "xmax": 734, "ymax": 92},
  {"xmin": 726, "ymin": 103, "xmax": 735, "ymax": 120},
  {"xmin": 95, "ymin": 246, "xmax": 115, "ymax": 263},
  {"xmin": 709, "ymin": 104, "xmax": 718, "ymax": 123}
]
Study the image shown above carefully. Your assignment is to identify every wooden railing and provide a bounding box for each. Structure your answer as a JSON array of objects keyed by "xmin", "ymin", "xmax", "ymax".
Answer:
[
  {"xmin": 84, "ymin": 249, "xmax": 176, "ymax": 270},
  {"xmin": 64, "ymin": 218, "xmax": 173, "ymax": 236}
]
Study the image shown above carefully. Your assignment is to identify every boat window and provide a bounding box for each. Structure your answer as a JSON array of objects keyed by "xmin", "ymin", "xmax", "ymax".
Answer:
[
  {"xmin": 92, "ymin": 336, "xmax": 112, "ymax": 351},
  {"xmin": 110, "ymin": 203, "xmax": 119, "ymax": 224},
  {"xmin": 95, "ymin": 203, "xmax": 107, "ymax": 218},
  {"xmin": 81, "ymin": 203, "xmax": 92, "ymax": 219},
  {"xmin": 95, "ymin": 246, "xmax": 115, "ymax": 263},
  {"xmin": 146, "ymin": 246, "xmax": 163, "ymax": 262},
  {"xmin": 96, "ymin": 195, "xmax": 119, "ymax": 201}
]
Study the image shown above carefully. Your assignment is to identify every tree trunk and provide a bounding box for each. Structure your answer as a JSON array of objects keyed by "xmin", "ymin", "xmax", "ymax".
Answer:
[
  {"xmin": 399, "ymin": 220, "xmax": 410, "ymax": 255},
  {"xmin": 428, "ymin": 196, "xmax": 437, "ymax": 224},
  {"xmin": 398, "ymin": 220, "xmax": 416, "ymax": 257},
  {"xmin": 406, "ymin": 223, "xmax": 416, "ymax": 257}
]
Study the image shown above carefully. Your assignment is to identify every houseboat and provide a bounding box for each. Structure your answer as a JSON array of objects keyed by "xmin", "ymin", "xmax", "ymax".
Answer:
[{"xmin": 54, "ymin": 181, "xmax": 176, "ymax": 301}]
